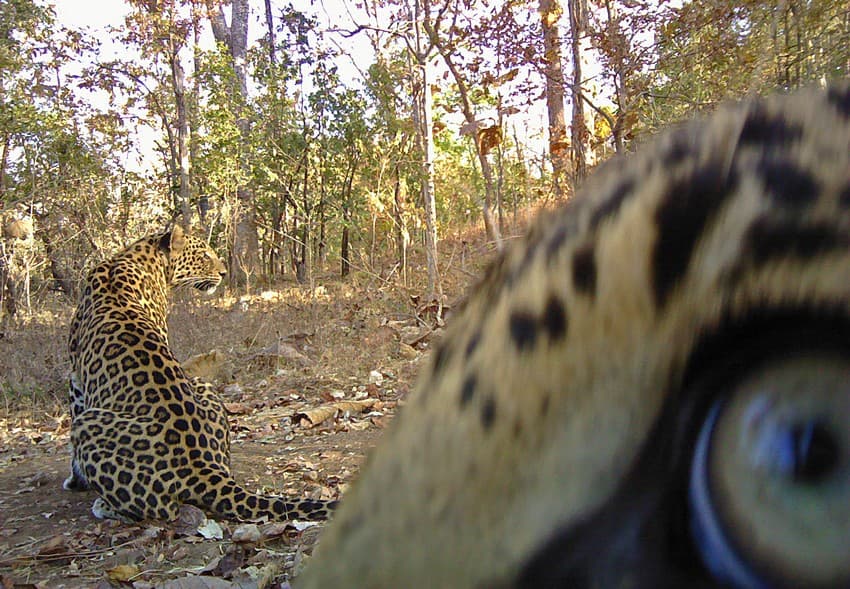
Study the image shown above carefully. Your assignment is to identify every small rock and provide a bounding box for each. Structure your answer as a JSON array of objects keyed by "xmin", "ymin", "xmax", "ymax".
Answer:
[
  {"xmin": 232, "ymin": 523, "xmax": 261, "ymax": 543},
  {"xmin": 223, "ymin": 383, "xmax": 244, "ymax": 396}
]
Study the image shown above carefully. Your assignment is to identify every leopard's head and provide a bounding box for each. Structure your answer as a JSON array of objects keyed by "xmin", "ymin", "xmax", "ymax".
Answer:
[{"xmin": 162, "ymin": 225, "xmax": 226, "ymax": 294}]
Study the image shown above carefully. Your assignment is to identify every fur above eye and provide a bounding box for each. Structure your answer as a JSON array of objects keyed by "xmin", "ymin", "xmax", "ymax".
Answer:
[{"xmin": 690, "ymin": 354, "xmax": 850, "ymax": 588}]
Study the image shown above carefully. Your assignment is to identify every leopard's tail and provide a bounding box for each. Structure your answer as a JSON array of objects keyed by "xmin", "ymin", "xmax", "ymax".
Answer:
[{"xmin": 192, "ymin": 473, "xmax": 337, "ymax": 522}]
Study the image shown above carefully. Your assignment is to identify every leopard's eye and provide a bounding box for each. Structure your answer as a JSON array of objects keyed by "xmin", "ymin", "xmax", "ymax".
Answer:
[{"xmin": 689, "ymin": 354, "xmax": 850, "ymax": 588}]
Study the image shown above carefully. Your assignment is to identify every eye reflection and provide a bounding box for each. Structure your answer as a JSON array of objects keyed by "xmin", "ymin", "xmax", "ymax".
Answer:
[
  {"xmin": 689, "ymin": 353, "xmax": 850, "ymax": 588},
  {"xmin": 784, "ymin": 421, "xmax": 840, "ymax": 483},
  {"xmin": 744, "ymin": 400, "xmax": 840, "ymax": 484}
]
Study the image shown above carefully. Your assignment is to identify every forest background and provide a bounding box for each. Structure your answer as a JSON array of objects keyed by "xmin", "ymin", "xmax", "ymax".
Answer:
[
  {"xmin": 0, "ymin": 0, "xmax": 848, "ymax": 404},
  {"xmin": 0, "ymin": 1, "xmax": 848, "ymax": 586}
]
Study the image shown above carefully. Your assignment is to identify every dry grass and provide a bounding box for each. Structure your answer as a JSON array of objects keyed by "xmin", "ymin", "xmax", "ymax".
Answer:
[
  {"xmin": 0, "ymin": 207, "xmax": 543, "ymax": 421},
  {"xmin": 0, "ymin": 277, "xmax": 418, "ymax": 418},
  {"xmin": 167, "ymin": 276, "xmax": 422, "ymax": 386},
  {"xmin": 0, "ymin": 302, "xmax": 72, "ymax": 417}
]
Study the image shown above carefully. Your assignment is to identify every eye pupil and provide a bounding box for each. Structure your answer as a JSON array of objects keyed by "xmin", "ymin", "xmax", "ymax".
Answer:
[{"xmin": 788, "ymin": 421, "xmax": 839, "ymax": 484}]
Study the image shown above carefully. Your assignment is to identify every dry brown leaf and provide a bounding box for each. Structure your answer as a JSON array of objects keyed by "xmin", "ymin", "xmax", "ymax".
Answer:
[
  {"xmin": 36, "ymin": 535, "xmax": 67, "ymax": 558},
  {"xmin": 231, "ymin": 563, "xmax": 277, "ymax": 589},
  {"xmin": 363, "ymin": 324, "xmax": 398, "ymax": 348},
  {"xmin": 106, "ymin": 563, "xmax": 140, "ymax": 582},
  {"xmin": 167, "ymin": 545, "xmax": 189, "ymax": 561},
  {"xmin": 198, "ymin": 554, "xmax": 223, "ymax": 574},
  {"xmin": 247, "ymin": 341, "xmax": 313, "ymax": 367},
  {"xmin": 173, "ymin": 504, "xmax": 206, "ymax": 536},
  {"xmin": 182, "ymin": 350, "xmax": 227, "ymax": 380},
  {"xmin": 371, "ymin": 415, "xmax": 392, "ymax": 429},
  {"xmin": 203, "ymin": 545, "xmax": 248, "ymax": 579},
  {"xmin": 259, "ymin": 522, "xmax": 293, "ymax": 540},
  {"xmin": 293, "ymin": 399, "xmax": 377, "ymax": 427},
  {"xmin": 224, "ymin": 402, "xmax": 251, "ymax": 415}
]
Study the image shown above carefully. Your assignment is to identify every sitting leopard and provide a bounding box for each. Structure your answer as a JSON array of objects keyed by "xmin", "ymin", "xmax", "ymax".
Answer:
[
  {"xmin": 64, "ymin": 225, "xmax": 335, "ymax": 523},
  {"xmin": 299, "ymin": 83, "xmax": 850, "ymax": 588}
]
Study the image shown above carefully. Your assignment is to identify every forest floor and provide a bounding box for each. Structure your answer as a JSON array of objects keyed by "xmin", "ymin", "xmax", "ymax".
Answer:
[{"xmin": 0, "ymin": 219, "xmax": 528, "ymax": 589}]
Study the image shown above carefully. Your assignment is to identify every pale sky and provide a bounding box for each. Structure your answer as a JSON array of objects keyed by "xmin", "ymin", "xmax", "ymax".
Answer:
[
  {"xmin": 53, "ymin": 1, "xmax": 134, "ymax": 61},
  {"xmin": 52, "ymin": 1, "xmax": 127, "ymax": 29},
  {"xmin": 49, "ymin": 0, "xmax": 548, "ymax": 173},
  {"xmin": 49, "ymin": 1, "xmax": 371, "ymax": 172},
  {"xmin": 52, "ymin": 0, "xmax": 374, "ymax": 81}
]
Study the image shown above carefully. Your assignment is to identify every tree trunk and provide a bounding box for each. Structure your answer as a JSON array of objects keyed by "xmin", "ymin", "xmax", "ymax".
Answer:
[
  {"xmin": 540, "ymin": 0, "xmax": 570, "ymax": 199},
  {"xmin": 0, "ymin": 133, "xmax": 9, "ymax": 199},
  {"xmin": 315, "ymin": 167, "xmax": 323, "ymax": 271},
  {"xmin": 339, "ymin": 154, "xmax": 358, "ymax": 278},
  {"xmin": 297, "ymin": 147, "xmax": 311, "ymax": 285},
  {"xmin": 264, "ymin": 0, "xmax": 276, "ymax": 64},
  {"xmin": 164, "ymin": 119, "xmax": 179, "ymax": 205},
  {"xmin": 433, "ymin": 46, "xmax": 501, "ymax": 246},
  {"xmin": 393, "ymin": 164, "xmax": 408, "ymax": 285},
  {"xmin": 40, "ymin": 232, "xmax": 75, "ymax": 298},
  {"xmin": 602, "ymin": 0, "xmax": 627, "ymax": 155},
  {"xmin": 340, "ymin": 216, "xmax": 350, "ymax": 278},
  {"xmin": 408, "ymin": 0, "xmax": 441, "ymax": 299},
  {"xmin": 568, "ymin": 0, "xmax": 590, "ymax": 183},
  {"xmin": 0, "ymin": 242, "xmax": 16, "ymax": 321},
  {"xmin": 318, "ymin": 198, "xmax": 326, "ymax": 268},
  {"xmin": 417, "ymin": 53, "xmax": 441, "ymax": 298},
  {"xmin": 190, "ymin": 4, "xmax": 204, "ymax": 226},
  {"xmin": 169, "ymin": 38, "xmax": 192, "ymax": 225},
  {"xmin": 208, "ymin": 0, "xmax": 259, "ymax": 286},
  {"xmin": 512, "ymin": 123, "xmax": 532, "ymax": 221}
]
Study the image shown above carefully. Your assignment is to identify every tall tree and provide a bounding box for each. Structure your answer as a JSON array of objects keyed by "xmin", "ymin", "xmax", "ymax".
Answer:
[
  {"xmin": 1, "ymin": 0, "xmax": 130, "ymax": 311},
  {"xmin": 362, "ymin": 51, "xmax": 417, "ymax": 285},
  {"xmin": 114, "ymin": 1, "xmax": 198, "ymax": 224},
  {"xmin": 584, "ymin": 0, "xmax": 661, "ymax": 155},
  {"xmin": 410, "ymin": 0, "xmax": 442, "ymax": 297},
  {"xmin": 644, "ymin": 0, "xmax": 849, "ymax": 131},
  {"xmin": 423, "ymin": 0, "xmax": 502, "ymax": 246},
  {"xmin": 309, "ymin": 63, "xmax": 367, "ymax": 277},
  {"xmin": 567, "ymin": 0, "xmax": 590, "ymax": 183},
  {"xmin": 539, "ymin": 0, "xmax": 569, "ymax": 199},
  {"xmin": 207, "ymin": 0, "xmax": 259, "ymax": 286},
  {"xmin": 169, "ymin": 20, "xmax": 192, "ymax": 224}
]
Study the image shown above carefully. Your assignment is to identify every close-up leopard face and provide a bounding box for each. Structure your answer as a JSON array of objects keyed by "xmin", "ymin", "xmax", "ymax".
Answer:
[{"xmin": 298, "ymin": 83, "xmax": 850, "ymax": 588}]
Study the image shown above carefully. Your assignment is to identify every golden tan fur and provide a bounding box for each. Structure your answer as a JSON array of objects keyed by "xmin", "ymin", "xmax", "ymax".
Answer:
[{"xmin": 300, "ymin": 83, "xmax": 850, "ymax": 587}]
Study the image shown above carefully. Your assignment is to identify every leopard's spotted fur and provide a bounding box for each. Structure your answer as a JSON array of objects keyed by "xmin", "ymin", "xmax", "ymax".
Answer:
[{"xmin": 65, "ymin": 225, "xmax": 336, "ymax": 523}]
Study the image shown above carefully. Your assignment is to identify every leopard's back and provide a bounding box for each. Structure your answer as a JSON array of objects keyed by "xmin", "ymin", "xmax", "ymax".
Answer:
[{"xmin": 66, "ymin": 226, "xmax": 335, "ymax": 523}]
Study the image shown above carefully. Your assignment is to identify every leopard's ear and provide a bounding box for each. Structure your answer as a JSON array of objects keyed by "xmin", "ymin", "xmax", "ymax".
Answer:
[{"xmin": 159, "ymin": 224, "xmax": 187, "ymax": 254}]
